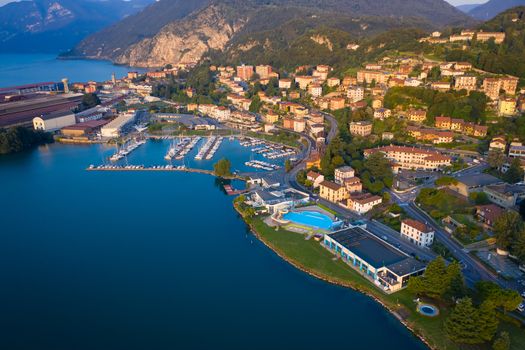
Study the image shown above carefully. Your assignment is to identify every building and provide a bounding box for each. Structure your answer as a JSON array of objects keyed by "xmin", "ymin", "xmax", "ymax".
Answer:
[
  {"xmin": 255, "ymin": 65, "xmax": 272, "ymax": 79},
  {"xmin": 407, "ymin": 127, "xmax": 454, "ymax": 144},
  {"xmin": 307, "ymin": 171, "xmax": 325, "ymax": 188},
  {"xmin": 251, "ymin": 187, "xmax": 310, "ymax": 214},
  {"xmin": 347, "ymin": 193, "xmax": 382, "ymax": 214},
  {"xmin": 476, "ymin": 31, "xmax": 506, "ymax": 44},
  {"xmin": 407, "ymin": 109, "xmax": 427, "ymax": 123},
  {"xmin": 373, "ymin": 108, "xmax": 391, "ymax": 120},
  {"xmin": 347, "ymin": 86, "xmax": 364, "ymax": 103},
  {"xmin": 335, "ymin": 166, "xmax": 355, "ymax": 185},
  {"xmin": 61, "ymin": 119, "xmax": 108, "ymax": 138},
  {"xmin": 498, "ymin": 98, "xmax": 516, "ymax": 116},
  {"xmin": 100, "ymin": 112, "xmax": 137, "ymax": 138},
  {"xmin": 319, "ymin": 180, "xmax": 348, "ymax": 203},
  {"xmin": 431, "ymin": 82, "xmax": 451, "ymax": 91},
  {"xmin": 509, "ymin": 144, "xmax": 525, "ymax": 158},
  {"xmin": 295, "ymin": 76, "xmax": 315, "ymax": 90},
  {"xmin": 0, "ymin": 93, "xmax": 82, "ymax": 128},
  {"xmin": 357, "ymin": 70, "xmax": 387, "ymax": 85},
  {"xmin": 448, "ymin": 173, "xmax": 501, "ymax": 197},
  {"xmin": 400, "ymin": 219, "xmax": 434, "ymax": 247},
  {"xmin": 308, "ymin": 84, "xmax": 323, "ymax": 98},
  {"xmin": 323, "ymin": 227, "xmax": 426, "ymax": 292},
  {"xmin": 483, "ymin": 78, "xmax": 501, "ymax": 100},
  {"xmin": 484, "ymin": 183, "xmax": 525, "ymax": 209},
  {"xmin": 364, "ymin": 145, "xmax": 452, "ymax": 172},
  {"xmin": 344, "ymin": 177, "xmax": 363, "ymax": 193},
  {"xmin": 349, "ymin": 121, "xmax": 373, "ymax": 137},
  {"xmin": 327, "ymin": 77, "xmax": 340, "ymax": 87},
  {"xmin": 264, "ymin": 111, "xmax": 279, "ymax": 124},
  {"xmin": 475, "ymin": 204, "xmax": 505, "ymax": 229},
  {"xmin": 278, "ymin": 79, "xmax": 293, "ymax": 89},
  {"xmin": 33, "ymin": 110, "xmax": 76, "ymax": 132},
  {"xmin": 489, "ymin": 137, "xmax": 507, "ymax": 152},
  {"xmin": 455, "ymin": 76, "xmax": 477, "ymax": 91},
  {"xmin": 330, "ymin": 97, "xmax": 346, "ymax": 111},
  {"xmin": 237, "ymin": 65, "xmax": 254, "ymax": 81}
]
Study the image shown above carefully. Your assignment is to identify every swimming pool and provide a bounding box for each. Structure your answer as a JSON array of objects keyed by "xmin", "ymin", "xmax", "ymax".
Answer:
[{"xmin": 283, "ymin": 211, "xmax": 341, "ymax": 230}]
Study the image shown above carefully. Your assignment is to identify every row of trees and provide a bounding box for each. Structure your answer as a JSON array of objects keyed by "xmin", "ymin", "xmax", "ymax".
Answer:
[
  {"xmin": 0, "ymin": 127, "xmax": 53, "ymax": 155},
  {"xmin": 408, "ymin": 257, "xmax": 521, "ymax": 347}
]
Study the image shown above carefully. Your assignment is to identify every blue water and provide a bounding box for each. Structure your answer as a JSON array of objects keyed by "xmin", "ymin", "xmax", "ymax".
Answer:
[
  {"xmin": 283, "ymin": 210, "xmax": 337, "ymax": 230},
  {"xmin": 0, "ymin": 54, "xmax": 146, "ymax": 87},
  {"xmin": 0, "ymin": 141, "xmax": 427, "ymax": 349}
]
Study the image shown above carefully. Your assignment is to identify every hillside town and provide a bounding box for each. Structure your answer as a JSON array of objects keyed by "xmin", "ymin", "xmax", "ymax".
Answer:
[{"xmin": 2, "ymin": 16, "xmax": 525, "ymax": 350}]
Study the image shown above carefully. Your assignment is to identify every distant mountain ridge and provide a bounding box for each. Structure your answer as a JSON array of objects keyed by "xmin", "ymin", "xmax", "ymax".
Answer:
[
  {"xmin": 0, "ymin": 0, "xmax": 154, "ymax": 53},
  {"xmin": 468, "ymin": 0, "xmax": 525, "ymax": 20},
  {"xmin": 456, "ymin": 4, "xmax": 482, "ymax": 13},
  {"xmin": 69, "ymin": 0, "xmax": 474, "ymax": 68}
]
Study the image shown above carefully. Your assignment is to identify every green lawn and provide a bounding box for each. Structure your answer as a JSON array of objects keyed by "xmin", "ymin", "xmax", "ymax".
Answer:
[
  {"xmin": 416, "ymin": 188, "xmax": 471, "ymax": 220},
  {"xmin": 241, "ymin": 212, "xmax": 525, "ymax": 350}
]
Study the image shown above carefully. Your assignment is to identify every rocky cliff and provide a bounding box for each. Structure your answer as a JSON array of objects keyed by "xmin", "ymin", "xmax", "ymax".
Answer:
[{"xmin": 115, "ymin": 4, "xmax": 247, "ymax": 67}]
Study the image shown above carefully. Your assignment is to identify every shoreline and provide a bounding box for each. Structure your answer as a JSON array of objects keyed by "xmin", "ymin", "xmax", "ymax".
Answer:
[{"xmin": 233, "ymin": 204, "xmax": 435, "ymax": 350}]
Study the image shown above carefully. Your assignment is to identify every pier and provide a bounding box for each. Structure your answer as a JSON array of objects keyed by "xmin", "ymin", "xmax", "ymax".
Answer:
[{"xmin": 86, "ymin": 164, "xmax": 244, "ymax": 179}]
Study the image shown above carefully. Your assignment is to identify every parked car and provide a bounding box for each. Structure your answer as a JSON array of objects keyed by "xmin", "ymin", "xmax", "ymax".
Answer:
[{"xmin": 518, "ymin": 303, "xmax": 525, "ymax": 312}]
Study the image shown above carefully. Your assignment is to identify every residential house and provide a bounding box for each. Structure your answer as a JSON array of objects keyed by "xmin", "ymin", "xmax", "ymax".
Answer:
[
  {"xmin": 347, "ymin": 193, "xmax": 382, "ymax": 214},
  {"xmin": 475, "ymin": 204, "xmax": 504, "ymax": 229},
  {"xmin": 407, "ymin": 109, "xmax": 427, "ymax": 123},
  {"xmin": 344, "ymin": 177, "xmax": 363, "ymax": 193},
  {"xmin": 307, "ymin": 171, "xmax": 325, "ymax": 188},
  {"xmin": 374, "ymin": 108, "xmax": 392, "ymax": 120},
  {"xmin": 489, "ymin": 137, "xmax": 507, "ymax": 152},
  {"xmin": 319, "ymin": 180, "xmax": 349, "ymax": 203},
  {"xmin": 350, "ymin": 121, "xmax": 373, "ymax": 136},
  {"xmin": 498, "ymin": 98, "xmax": 516, "ymax": 116},
  {"xmin": 400, "ymin": 219, "xmax": 434, "ymax": 247},
  {"xmin": 335, "ymin": 166, "xmax": 355, "ymax": 185}
]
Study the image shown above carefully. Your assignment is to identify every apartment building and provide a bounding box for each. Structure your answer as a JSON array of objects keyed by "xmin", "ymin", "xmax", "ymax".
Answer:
[
  {"xmin": 364, "ymin": 145, "xmax": 452, "ymax": 172},
  {"xmin": 334, "ymin": 166, "xmax": 355, "ymax": 185},
  {"xmin": 349, "ymin": 121, "xmax": 373, "ymax": 136},
  {"xmin": 319, "ymin": 180, "xmax": 349, "ymax": 203}
]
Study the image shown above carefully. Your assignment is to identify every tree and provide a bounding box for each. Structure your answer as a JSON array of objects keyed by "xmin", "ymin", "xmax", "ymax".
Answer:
[
  {"xmin": 512, "ymin": 229, "xmax": 525, "ymax": 264},
  {"xmin": 249, "ymin": 95, "xmax": 262, "ymax": 113},
  {"xmin": 408, "ymin": 257, "xmax": 466, "ymax": 301},
  {"xmin": 213, "ymin": 158, "xmax": 232, "ymax": 177},
  {"xmin": 493, "ymin": 332, "xmax": 510, "ymax": 350},
  {"xmin": 80, "ymin": 93, "xmax": 101, "ymax": 110},
  {"xmin": 408, "ymin": 257, "xmax": 448, "ymax": 299},
  {"xmin": 469, "ymin": 191, "xmax": 490, "ymax": 205},
  {"xmin": 487, "ymin": 151, "xmax": 506, "ymax": 169},
  {"xmin": 503, "ymin": 157, "xmax": 524, "ymax": 184},
  {"xmin": 445, "ymin": 298, "xmax": 480, "ymax": 344},
  {"xmin": 493, "ymin": 211, "xmax": 523, "ymax": 251},
  {"xmin": 285, "ymin": 159, "xmax": 292, "ymax": 173},
  {"xmin": 476, "ymin": 281, "xmax": 522, "ymax": 313},
  {"xmin": 446, "ymin": 261, "xmax": 466, "ymax": 300},
  {"xmin": 477, "ymin": 301, "xmax": 499, "ymax": 342}
]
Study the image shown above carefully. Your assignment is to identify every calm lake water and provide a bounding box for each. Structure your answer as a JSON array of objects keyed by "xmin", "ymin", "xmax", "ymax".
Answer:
[
  {"xmin": 0, "ymin": 142, "xmax": 429, "ymax": 350},
  {"xmin": 0, "ymin": 54, "xmax": 145, "ymax": 87}
]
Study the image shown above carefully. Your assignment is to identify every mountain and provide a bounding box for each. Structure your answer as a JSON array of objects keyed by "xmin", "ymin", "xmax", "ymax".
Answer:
[
  {"xmin": 456, "ymin": 4, "xmax": 482, "ymax": 13},
  {"xmin": 0, "ymin": 0, "xmax": 154, "ymax": 53},
  {"xmin": 69, "ymin": 0, "xmax": 474, "ymax": 68},
  {"xmin": 468, "ymin": 0, "xmax": 525, "ymax": 20}
]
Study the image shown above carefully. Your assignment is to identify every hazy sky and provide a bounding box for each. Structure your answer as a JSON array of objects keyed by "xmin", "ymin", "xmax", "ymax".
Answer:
[{"xmin": 0, "ymin": 0, "xmax": 491, "ymax": 7}]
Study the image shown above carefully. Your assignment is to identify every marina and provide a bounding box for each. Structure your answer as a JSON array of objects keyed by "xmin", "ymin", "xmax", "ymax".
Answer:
[
  {"xmin": 195, "ymin": 136, "xmax": 223, "ymax": 160},
  {"xmin": 245, "ymin": 160, "xmax": 281, "ymax": 171},
  {"xmin": 109, "ymin": 138, "xmax": 146, "ymax": 162},
  {"xmin": 164, "ymin": 137, "xmax": 201, "ymax": 161}
]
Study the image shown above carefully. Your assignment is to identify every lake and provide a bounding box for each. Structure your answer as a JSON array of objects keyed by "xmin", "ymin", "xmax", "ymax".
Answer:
[
  {"xmin": 0, "ymin": 143, "xmax": 429, "ymax": 350},
  {"xmin": 0, "ymin": 54, "xmax": 146, "ymax": 88}
]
